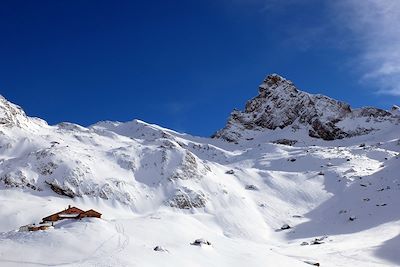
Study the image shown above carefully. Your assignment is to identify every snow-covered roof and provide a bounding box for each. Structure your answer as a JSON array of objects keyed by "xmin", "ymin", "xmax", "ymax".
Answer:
[{"xmin": 58, "ymin": 213, "xmax": 80, "ymax": 218}]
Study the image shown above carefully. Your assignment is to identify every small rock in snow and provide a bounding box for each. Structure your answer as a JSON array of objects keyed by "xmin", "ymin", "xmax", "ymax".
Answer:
[
  {"xmin": 280, "ymin": 224, "xmax": 291, "ymax": 230},
  {"xmin": 191, "ymin": 238, "xmax": 211, "ymax": 246},
  {"xmin": 310, "ymin": 239, "xmax": 324, "ymax": 245},
  {"xmin": 153, "ymin": 246, "xmax": 168, "ymax": 252},
  {"xmin": 349, "ymin": 216, "xmax": 356, "ymax": 221},
  {"xmin": 245, "ymin": 184, "xmax": 259, "ymax": 191},
  {"xmin": 304, "ymin": 260, "xmax": 320, "ymax": 266},
  {"xmin": 225, "ymin": 169, "xmax": 235, "ymax": 175}
]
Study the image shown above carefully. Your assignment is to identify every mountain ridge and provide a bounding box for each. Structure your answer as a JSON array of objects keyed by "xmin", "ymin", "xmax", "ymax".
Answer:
[{"xmin": 213, "ymin": 74, "xmax": 397, "ymax": 142}]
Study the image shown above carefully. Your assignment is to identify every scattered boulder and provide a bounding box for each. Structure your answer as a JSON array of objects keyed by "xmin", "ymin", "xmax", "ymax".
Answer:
[
  {"xmin": 349, "ymin": 216, "xmax": 356, "ymax": 221},
  {"xmin": 280, "ymin": 224, "xmax": 291, "ymax": 230},
  {"xmin": 312, "ymin": 236, "xmax": 328, "ymax": 245},
  {"xmin": 310, "ymin": 240, "xmax": 324, "ymax": 245},
  {"xmin": 304, "ymin": 260, "xmax": 320, "ymax": 266},
  {"xmin": 288, "ymin": 158, "xmax": 296, "ymax": 162},
  {"xmin": 225, "ymin": 169, "xmax": 235, "ymax": 175},
  {"xmin": 300, "ymin": 241, "xmax": 309, "ymax": 246},
  {"xmin": 317, "ymin": 171, "xmax": 324, "ymax": 176},
  {"xmin": 245, "ymin": 184, "xmax": 259, "ymax": 191},
  {"xmin": 191, "ymin": 238, "xmax": 211, "ymax": 246},
  {"xmin": 153, "ymin": 246, "xmax": 168, "ymax": 252},
  {"xmin": 359, "ymin": 143, "xmax": 366, "ymax": 148}
]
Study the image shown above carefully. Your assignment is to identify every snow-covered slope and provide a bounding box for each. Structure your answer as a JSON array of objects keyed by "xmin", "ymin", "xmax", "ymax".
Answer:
[{"xmin": 0, "ymin": 75, "xmax": 399, "ymax": 267}]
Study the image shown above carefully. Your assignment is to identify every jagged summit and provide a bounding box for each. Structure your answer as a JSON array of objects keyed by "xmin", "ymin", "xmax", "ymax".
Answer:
[
  {"xmin": 213, "ymin": 74, "xmax": 397, "ymax": 142},
  {"xmin": 258, "ymin": 73, "xmax": 295, "ymax": 94}
]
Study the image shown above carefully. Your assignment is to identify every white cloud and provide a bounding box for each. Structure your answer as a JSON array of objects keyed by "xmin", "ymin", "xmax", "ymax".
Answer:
[
  {"xmin": 334, "ymin": 0, "xmax": 400, "ymax": 96},
  {"xmin": 223, "ymin": 0, "xmax": 400, "ymax": 96}
]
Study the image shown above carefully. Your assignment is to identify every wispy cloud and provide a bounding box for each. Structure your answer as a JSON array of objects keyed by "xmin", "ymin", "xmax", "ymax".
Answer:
[
  {"xmin": 333, "ymin": 0, "xmax": 400, "ymax": 96},
  {"xmin": 223, "ymin": 0, "xmax": 400, "ymax": 96}
]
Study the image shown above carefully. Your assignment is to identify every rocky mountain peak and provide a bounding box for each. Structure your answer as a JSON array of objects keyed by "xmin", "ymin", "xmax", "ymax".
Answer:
[
  {"xmin": 257, "ymin": 74, "xmax": 296, "ymax": 97},
  {"xmin": 213, "ymin": 74, "xmax": 397, "ymax": 142},
  {"xmin": 0, "ymin": 95, "xmax": 29, "ymax": 127}
]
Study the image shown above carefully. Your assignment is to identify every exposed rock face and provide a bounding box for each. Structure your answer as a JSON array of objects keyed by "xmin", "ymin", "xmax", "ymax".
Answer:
[
  {"xmin": 272, "ymin": 139, "xmax": 298, "ymax": 146},
  {"xmin": 45, "ymin": 181, "xmax": 78, "ymax": 198},
  {"xmin": 168, "ymin": 188, "xmax": 207, "ymax": 209},
  {"xmin": 213, "ymin": 74, "xmax": 397, "ymax": 141},
  {"xmin": 0, "ymin": 96, "xmax": 29, "ymax": 127},
  {"xmin": 1, "ymin": 170, "xmax": 41, "ymax": 191},
  {"xmin": 169, "ymin": 151, "xmax": 210, "ymax": 180}
]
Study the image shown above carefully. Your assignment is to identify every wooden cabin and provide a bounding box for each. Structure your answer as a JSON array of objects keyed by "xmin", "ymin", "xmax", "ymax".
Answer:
[
  {"xmin": 42, "ymin": 205, "xmax": 102, "ymax": 222},
  {"xmin": 19, "ymin": 224, "xmax": 52, "ymax": 232},
  {"xmin": 28, "ymin": 225, "xmax": 51, "ymax": 231}
]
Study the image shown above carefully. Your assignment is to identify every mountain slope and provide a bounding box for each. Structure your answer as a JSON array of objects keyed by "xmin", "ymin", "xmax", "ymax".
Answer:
[{"xmin": 0, "ymin": 75, "xmax": 399, "ymax": 267}]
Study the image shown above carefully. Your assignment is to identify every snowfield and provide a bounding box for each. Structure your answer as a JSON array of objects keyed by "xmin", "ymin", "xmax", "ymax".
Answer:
[{"xmin": 0, "ymin": 75, "xmax": 399, "ymax": 267}]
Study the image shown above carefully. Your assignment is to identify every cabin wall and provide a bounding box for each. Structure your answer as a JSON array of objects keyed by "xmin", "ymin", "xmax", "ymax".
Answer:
[
  {"xmin": 79, "ymin": 210, "xmax": 101, "ymax": 219},
  {"xmin": 43, "ymin": 214, "xmax": 59, "ymax": 222}
]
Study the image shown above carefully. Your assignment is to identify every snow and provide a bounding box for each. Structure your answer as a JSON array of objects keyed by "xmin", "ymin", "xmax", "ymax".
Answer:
[
  {"xmin": 0, "ymin": 81, "xmax": 399, "ymax": 267},
  {"xmin": 58, "ymin": 213, "xmax": 80, "ymax": 218}
]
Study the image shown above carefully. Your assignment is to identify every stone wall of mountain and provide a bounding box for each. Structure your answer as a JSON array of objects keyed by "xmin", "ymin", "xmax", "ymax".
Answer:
[{"xmin": 213, "ymin": 74, "xmax": 398, "ymax": 141}]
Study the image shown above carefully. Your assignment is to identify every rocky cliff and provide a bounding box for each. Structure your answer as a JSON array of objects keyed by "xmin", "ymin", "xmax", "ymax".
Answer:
[{"xmin": 213, "ymin": 74, "xmax": 398, "ymax": 141}]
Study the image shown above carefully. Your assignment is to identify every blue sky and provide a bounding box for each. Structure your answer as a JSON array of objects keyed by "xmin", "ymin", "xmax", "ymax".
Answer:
[{"xmin": 1, "ymin": 0, "xmax": 399, "ymax": 136}]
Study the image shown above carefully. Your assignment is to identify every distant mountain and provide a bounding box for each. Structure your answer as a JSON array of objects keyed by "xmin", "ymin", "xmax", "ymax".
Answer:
[{"xmin": 213, "ymin": 74, "xmax": 398, "ymax": 142}]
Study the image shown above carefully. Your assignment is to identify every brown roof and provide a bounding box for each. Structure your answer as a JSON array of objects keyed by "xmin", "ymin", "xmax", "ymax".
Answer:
[
  {"xmin": 42, "ymin": 206, "xmax": 85, "ymax": 221},
  {"xmin": 81, "ymin": 209, "xmax": 102, "ymax": 216}
]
